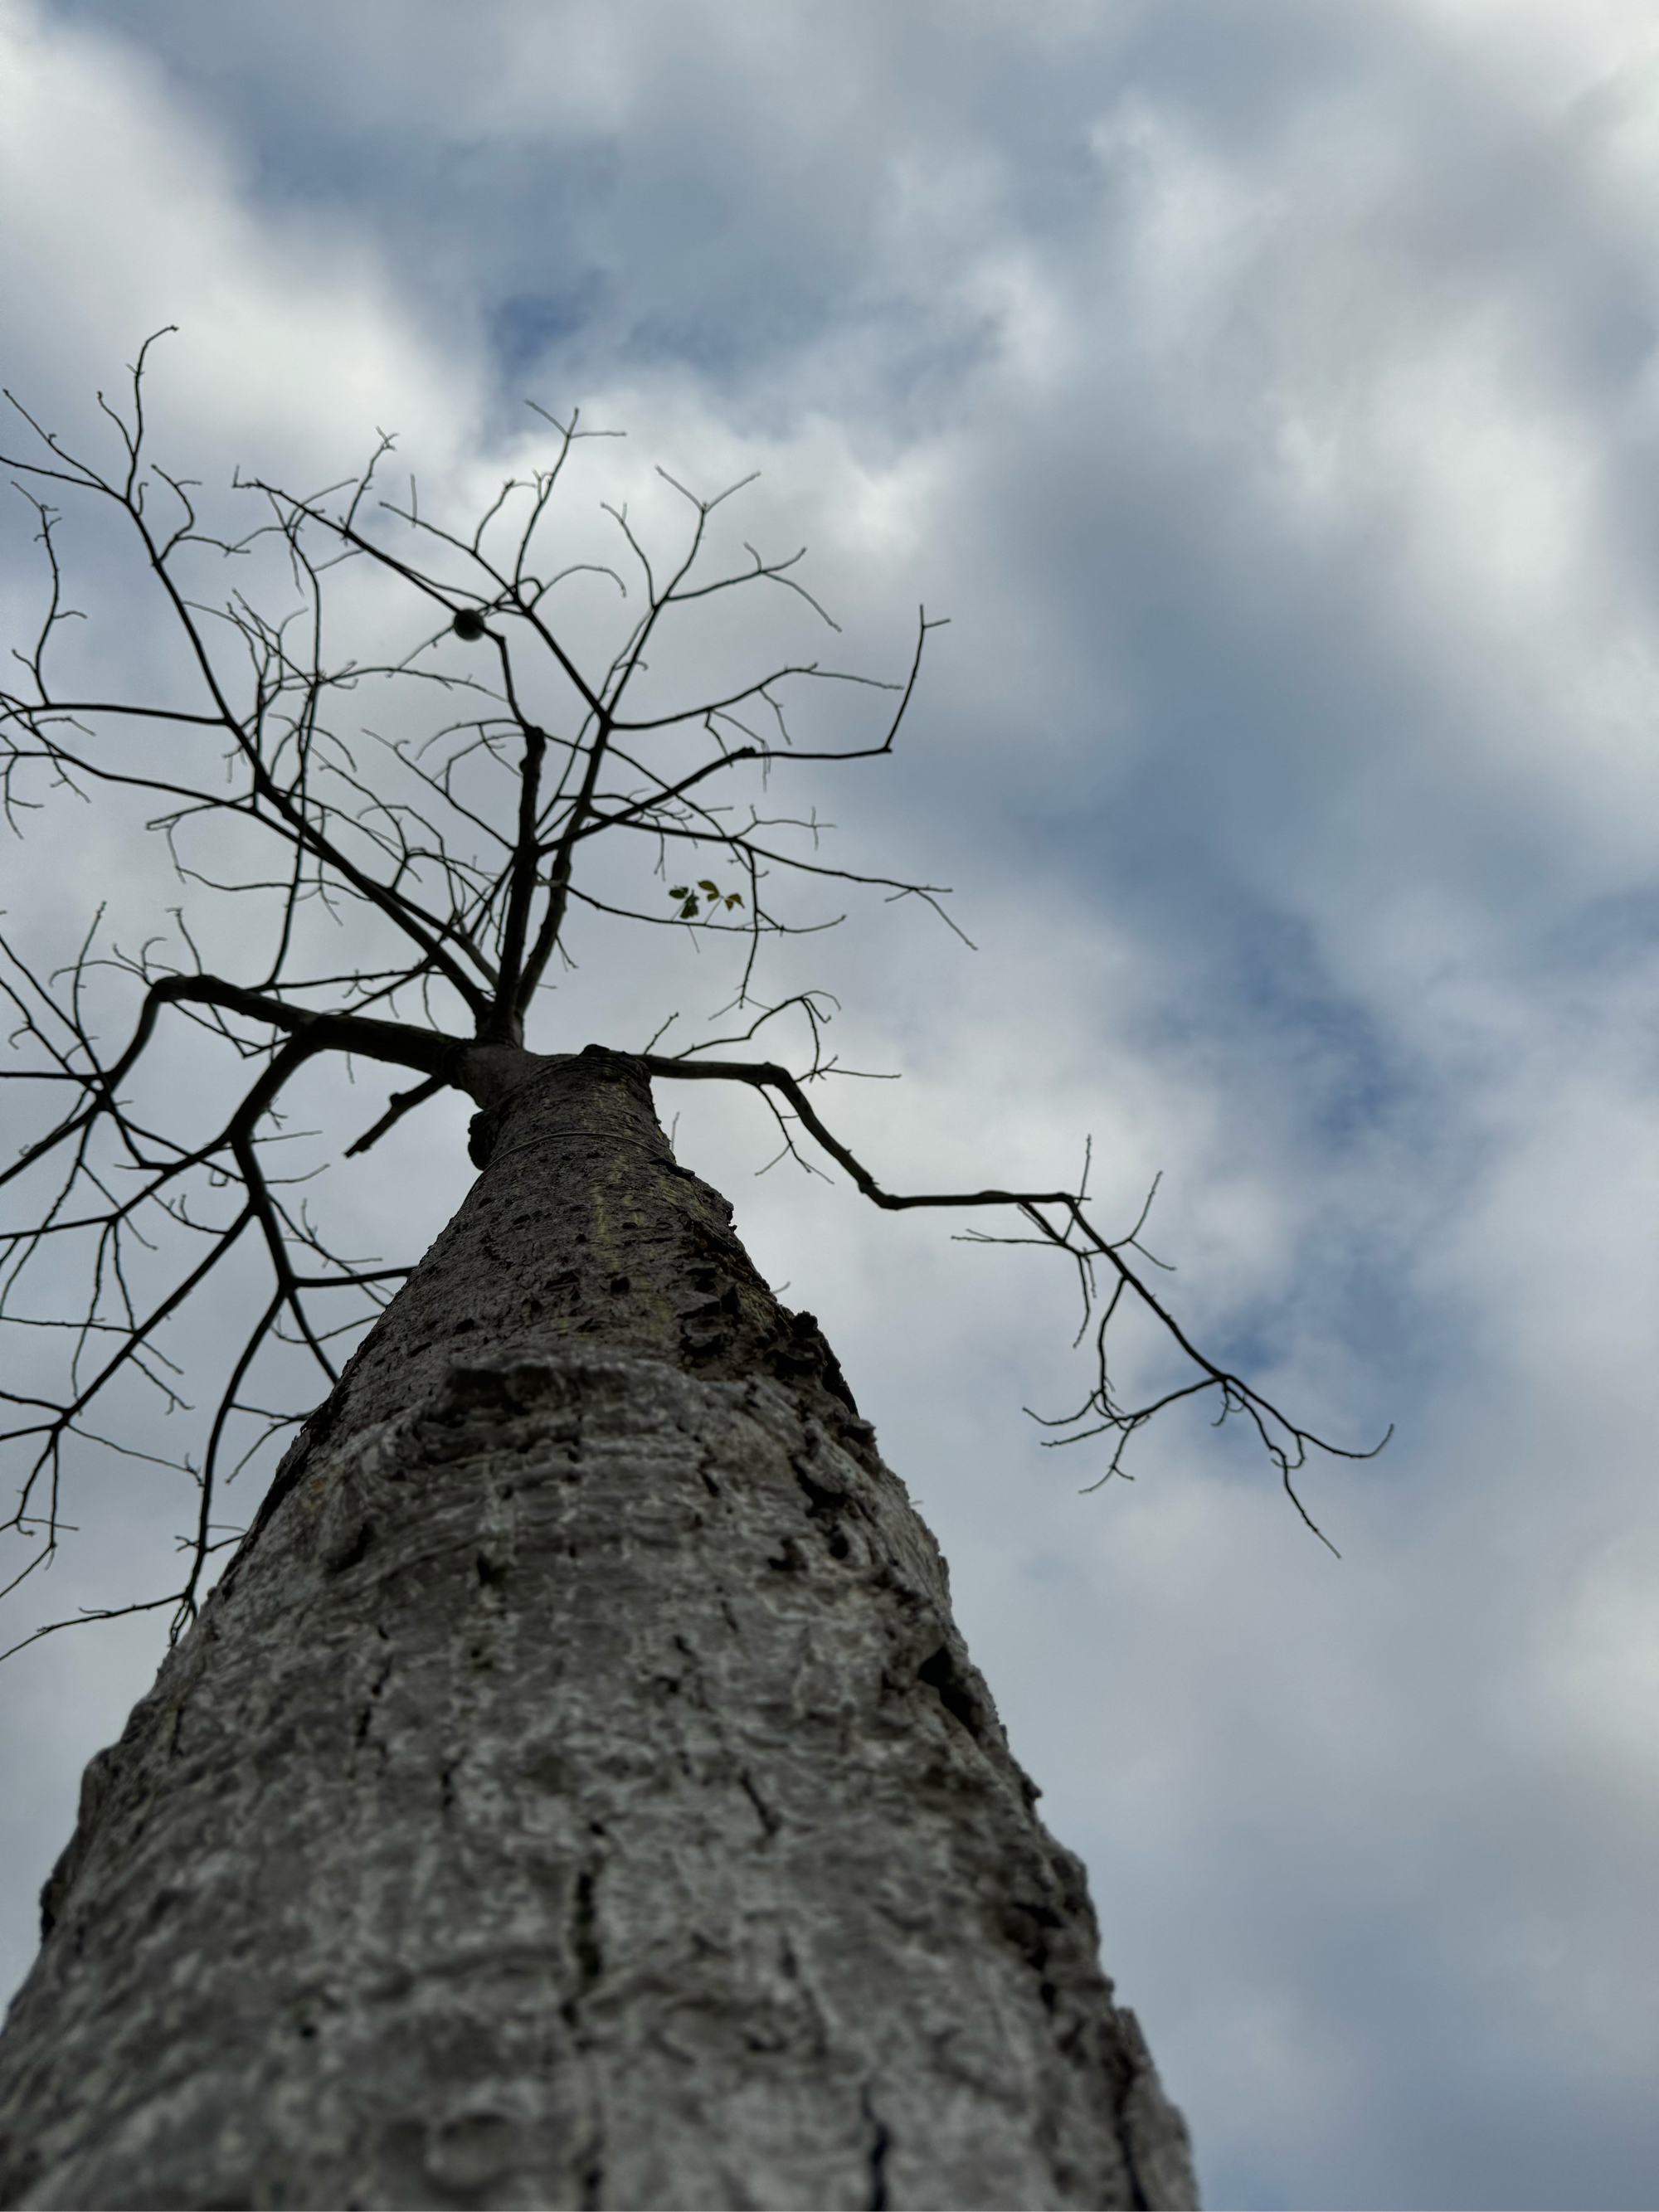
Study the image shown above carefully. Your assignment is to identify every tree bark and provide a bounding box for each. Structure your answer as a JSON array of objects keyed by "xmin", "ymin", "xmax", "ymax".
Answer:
[{"xmin": 0, "ymin": 1048, "xmax": 1198, "ymax": 2211}]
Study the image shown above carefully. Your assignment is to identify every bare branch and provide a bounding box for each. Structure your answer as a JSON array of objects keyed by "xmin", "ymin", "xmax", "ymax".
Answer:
[
  {"xmin": 0, "ymin": 351, "xmax": 1378, "ymax": 1666},
  {"xmin": 641, "ymin": 1053, "xmax": 1386, "ymax": 1543}
]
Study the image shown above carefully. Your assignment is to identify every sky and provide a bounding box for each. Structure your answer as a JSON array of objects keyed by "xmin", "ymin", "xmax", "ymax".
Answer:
[{"xmin": 2, "ymin": 2, "xmax": 1659, "ymax": 2205}]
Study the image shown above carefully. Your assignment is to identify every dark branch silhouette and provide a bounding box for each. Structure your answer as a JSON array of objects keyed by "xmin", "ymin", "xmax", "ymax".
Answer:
[{"xmin": 0, "ymin": 333, "xmax": 1384, "ymax": 1660}]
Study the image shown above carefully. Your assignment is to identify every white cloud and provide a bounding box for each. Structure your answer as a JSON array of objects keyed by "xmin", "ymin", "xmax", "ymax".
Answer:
[
  {"xmin": 6, "ymin": 2, "xmax": 1659, "ymax": 2202},
  {"xmin": 0, "ymin": 0, "xmax": 469, "ymax": 473}
]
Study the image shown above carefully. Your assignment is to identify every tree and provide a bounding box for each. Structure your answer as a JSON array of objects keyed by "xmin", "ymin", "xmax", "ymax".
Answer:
[{"xmin": 0, "ymin": 338, "xmax": 1370, "ymax": 2207}]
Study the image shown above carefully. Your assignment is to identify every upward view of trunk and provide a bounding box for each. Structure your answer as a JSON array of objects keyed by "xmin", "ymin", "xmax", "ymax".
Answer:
[{"xmin": 0, "ymin": 1048, "xmax": 1197, "ymax": 2210}]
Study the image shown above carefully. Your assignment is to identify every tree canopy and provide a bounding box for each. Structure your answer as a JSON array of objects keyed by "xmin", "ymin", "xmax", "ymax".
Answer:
[{"xmin": 0, "ymin": 336, "xmax": 1383, "ymax": 1658}]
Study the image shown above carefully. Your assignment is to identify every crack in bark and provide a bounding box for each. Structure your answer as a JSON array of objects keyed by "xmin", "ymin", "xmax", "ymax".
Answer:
[
  {"xmin": 794, "ymin": 1448, "xmax": 861, "ymax": 1564},
  {"xmin": 738, "ymin": 1768, "xmax": 782, "ymax": 1842},
  {"xmin": 861, "ymin": 2088, "xmax": 892, "ymax": 2212},
  {"xmin": 562, "ymin": 1861, "xmax": 606, "ymax": 2054},
  {"xmin": 325, "ymin": 1520, "xmax": 375, "ymax": 1577},
  {"xmin": 917, "ymin": 1643, "xmax": 986, "ymax": 1744}
]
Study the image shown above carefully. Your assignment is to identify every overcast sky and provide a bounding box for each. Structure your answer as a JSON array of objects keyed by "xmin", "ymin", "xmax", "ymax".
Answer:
[{"xmin": 4, "ymin": 3, "xmax": 1659, "ymax": 2205}]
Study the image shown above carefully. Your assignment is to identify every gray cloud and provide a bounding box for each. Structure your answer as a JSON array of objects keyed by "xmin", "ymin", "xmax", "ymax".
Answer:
[{"xmin": 5, "ymin": 2, "xmax": 1659, "ymax": 2203}]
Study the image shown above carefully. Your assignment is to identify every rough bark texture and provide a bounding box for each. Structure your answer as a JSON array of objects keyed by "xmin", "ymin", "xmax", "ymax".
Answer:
[{"xmin": 0, "ymin": 1048, "xmax": 1198, "ymax": 2210}]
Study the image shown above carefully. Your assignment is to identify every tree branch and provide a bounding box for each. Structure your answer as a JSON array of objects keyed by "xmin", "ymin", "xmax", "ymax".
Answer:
[{"xmin": 641, "ymin": 1053, "xmax": 1386, "ymax": 1544}]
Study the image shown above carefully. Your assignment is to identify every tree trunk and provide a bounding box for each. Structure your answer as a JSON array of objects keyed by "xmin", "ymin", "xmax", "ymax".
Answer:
[{"xmin": 0, "ymin": 1048, "xmax": 1197, "ymax": 2211}]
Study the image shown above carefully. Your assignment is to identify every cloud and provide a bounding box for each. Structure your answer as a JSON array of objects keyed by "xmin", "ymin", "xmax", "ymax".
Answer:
[{"xmin": 5, "ymin": 2, "xmax": 1659, "ymax": 2203}]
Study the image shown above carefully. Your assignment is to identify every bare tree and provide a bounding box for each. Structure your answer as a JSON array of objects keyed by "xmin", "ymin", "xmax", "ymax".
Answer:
[{"xmin": 0, "ymin": 338, "xmax": 1376, "ymax": 2208}]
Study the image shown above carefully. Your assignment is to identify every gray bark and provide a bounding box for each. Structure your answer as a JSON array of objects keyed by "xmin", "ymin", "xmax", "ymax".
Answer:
[{"xmin": 0, "ymin": 1048, "xmax": 1198, "ymax": 2210}]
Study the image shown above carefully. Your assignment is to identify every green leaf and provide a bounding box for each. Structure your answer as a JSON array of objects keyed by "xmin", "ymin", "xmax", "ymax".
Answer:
[
  {"xmin": 679, "ymin": 896, "xmax": 699, "ymax": 919},
  {"xmin": 725, "ymin": 892, "xmax": 743, "ymax": 908},
  {"xmin": 669, "ymin": 886, "xmax": 688, "ymax": 899},
  {"xmin": 698, "ymin": 880, "xmax": 719, "ymax": 895}
]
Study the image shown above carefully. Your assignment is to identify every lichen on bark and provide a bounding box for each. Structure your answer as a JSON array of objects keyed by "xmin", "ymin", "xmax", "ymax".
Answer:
[{"xmin": 0, "ymin": 1049, "xmax": 1197, "ymax": 2210}]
